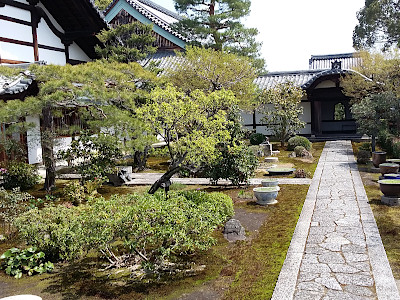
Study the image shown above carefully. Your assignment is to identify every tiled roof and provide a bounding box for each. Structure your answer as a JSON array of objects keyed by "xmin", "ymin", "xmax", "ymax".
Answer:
[
  {"xmin": 140, "ymin": 51, "xmax": 184, "ymax": 72},
  {"xmin": 309, "ymin": 53, "xmax": 361, "ymax": 70},
  {"xmin": 106, "ymin": 0, "xmax": 188, "ymax": 42},
  {"xmin": 0, "ymin": 62, "xmax": 44, "ymax": 96},
  {"xmin": 0, "ymin": 72, "xmax": 34, "ymax": 96}
]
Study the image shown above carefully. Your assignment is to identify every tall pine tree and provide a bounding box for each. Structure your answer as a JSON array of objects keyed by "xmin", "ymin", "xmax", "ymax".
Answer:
[{"xmin": 173, "ymin": 0, "xmax": 265, "ymax": 72}]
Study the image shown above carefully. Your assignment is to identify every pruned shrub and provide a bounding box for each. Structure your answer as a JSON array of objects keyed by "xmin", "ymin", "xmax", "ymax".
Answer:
[
  {"xmin": 294, "ymin": 169, "xmax": 311, "ymax": 178},
  {"xmin": 249, "ymin": 133, "xmax": 266, "ymax": 145},
  {"xmin": 15, "ymin": 191, "xmax": 234, "ymax": 264},
  {"xmin": 2, "ymin": 161, "xmax": 40, "ymax": 190},
  {"xmin": 357, "ymin": 150, "xmax": 371, "ymax": 164},
  {"xmin": 294, "ymin": 146, "xmax": 306, "ymax": 157},
  {"xmin": 359, "ymin": 142, "xmax": 372, "ymax": 153},
  {"xmin": 206, "ymin": 144, "xmax": 258, "ymax": 185},
  {"xmin": 63, "ymin": 181, "xmax": 86, "ymax": 205},
  {"xmin": 287, "ymin": 136, "xmax": 312, "ymax": 151}
]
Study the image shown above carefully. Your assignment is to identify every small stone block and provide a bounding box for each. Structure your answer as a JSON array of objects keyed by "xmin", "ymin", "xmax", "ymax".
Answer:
[{"xmin": 381, "ymin": 196, "xmax": 400, "ymax": 206}]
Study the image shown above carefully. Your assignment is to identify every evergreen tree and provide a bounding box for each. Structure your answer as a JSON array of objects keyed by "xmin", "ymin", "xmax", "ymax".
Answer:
[
  {"xmin": 354, "ymin": 0, "xmax": 400, "ymax": 50},
  {"xmin": 95, "ymin": 22, "xmax": 157, "ymax": 63},
  {"xmin": 173, "ymin": 0, "xmax": 265, "ymax": 71}
]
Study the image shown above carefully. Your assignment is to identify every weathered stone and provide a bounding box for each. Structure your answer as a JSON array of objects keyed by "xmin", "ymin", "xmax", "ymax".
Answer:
[
  {"xmin": 343, "ymin": 285, "xmax": 375, "ymax": 297},
  {"xmin": 328, "ymin": 263, "xmax": 360, "ymax": 274},
  {"xmin": 223, "ymin": 219, "xmax": 245, "ymax": 242},
  {"xmin": 343, "ymin": 252, "xmax": 369, "ymax": 263},
  {"xmin": 297, "ymin": 281, "xmax": 325, "ymax": 292},
  {"xmin": 315, "ymin": 276, "xmax": 342, "ymax": 291},
  {"xmin": 318, "ymin": 252, "xmax": 345, "ymax": 264},
  {"xmin": 294, "ymin": 290, "xmax": 323, "ymax": 300},
  {"xmin": 336, "ymin": 273, "xmax": 374, "ymax": 286}
]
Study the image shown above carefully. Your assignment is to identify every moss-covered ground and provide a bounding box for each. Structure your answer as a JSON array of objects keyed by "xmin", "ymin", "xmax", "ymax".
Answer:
[
  {"xmin": 0, "ymin": 183, "xmax": 308, "ymax": 299},
  {"xmin": 353, "ymin": 142, "xmax": 400, "ymax": 283}
]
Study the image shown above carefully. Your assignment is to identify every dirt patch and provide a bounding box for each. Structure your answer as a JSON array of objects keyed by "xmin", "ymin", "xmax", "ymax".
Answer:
[{"xmin": 233, "ymin": 208, "xmax": 267, "ymax": 233}]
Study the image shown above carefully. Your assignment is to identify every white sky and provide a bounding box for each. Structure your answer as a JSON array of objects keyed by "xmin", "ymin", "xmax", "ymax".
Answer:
[{"xmin": 155, "ymin": 0, "xmax": 366, "ymax": 72}]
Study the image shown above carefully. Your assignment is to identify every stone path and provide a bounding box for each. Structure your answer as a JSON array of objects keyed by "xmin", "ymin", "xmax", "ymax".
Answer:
[
  {"xmin": 272, "ymin": 140, "xmax": 400, "ymax": 300},
  {"xmin": 124, "ymin": 173, "xmax": 311, "ymax": 185}
]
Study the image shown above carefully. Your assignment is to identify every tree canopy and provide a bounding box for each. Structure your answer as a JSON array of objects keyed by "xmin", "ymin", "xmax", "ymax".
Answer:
[
  {"xmin": 354, "ymin": 0, "xmax": 400, "ymax": 50},
  {"xmin": 167, "ymin": 46, "xmax": 258, "ymax": 107},
  {"xmin": 259, "ymin": 82, "xmax": 305, "ymax": 146},
  {"xmin": 137, "ymin": 85, "xmax": 238, "ymax": 193},
  {"xmin": 173, "ymin": 0, "xmax": 265, "ymax": 71}
]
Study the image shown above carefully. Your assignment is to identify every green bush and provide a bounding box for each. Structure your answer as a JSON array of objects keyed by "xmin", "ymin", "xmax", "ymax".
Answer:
[
  {"xmin": 287, "ymin": 136, "xmax": 312, "ymax": 151},
  {"xmin": 0, "ymin": 187, "xmax": 33, "ymax": 234},
  {"xmin": 249, "ymin": 133, "xmax": 266, "ymax": 145},
  {"xmin": 206, "ymin": 144, "xmax": 258, "ymax": 185},
  {"xmin": 0, "ymin": 247, "xmax": 53, "ymax": 279},
  {"xmin": 2, "ymin": 161, "xmax": 40, "ymax": 190},
  {"xmin": 359, "ymin": 142, "xmax": 372, "ymax": 153},
  {"xmin": 14, "ymin": 205, "xmax": 85, "ymax": 261},
  {"xmin": 63, "ymin": 181, "xmax": 85, "ymax": 205},
  {"xmin": 357, "ymin": 150, "xmax": 370, "ymax": 164},
  {"xmin": 294, "ymin": 146, "xmax": 306, "ymax": 157},
  {"xmin": 15, "ymin": 191, "xmax": 234, "ymax": 263}
]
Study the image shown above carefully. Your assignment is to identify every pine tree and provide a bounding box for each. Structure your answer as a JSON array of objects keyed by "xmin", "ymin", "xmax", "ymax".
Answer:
[{"xmin": 173, "ymin": 0, "xmax": 265, "ymax": 72}]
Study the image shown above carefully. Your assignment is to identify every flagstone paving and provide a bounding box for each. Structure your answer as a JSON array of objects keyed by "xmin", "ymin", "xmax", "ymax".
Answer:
[{"xmin": 272, "ymin": 140, "xmax": 400, "ymax": 300}]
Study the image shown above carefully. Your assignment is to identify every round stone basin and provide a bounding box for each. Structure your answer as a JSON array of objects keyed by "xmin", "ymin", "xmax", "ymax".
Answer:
[
  {"xmin": 387, "ymin": 158, "xmax": 400, "ymax": 165},
  {"xmin": 261, "ymin": 178, "xmax": 279, "ymax": 187},
  {"xmin": 379, "ymin": 163, "xmax": 399, "ymax": 175},
  {"xmin": 384, "ymin": 173, "xmax": 400, "ymax": 179},
  {"xmin": 253, "ymin": 186, "xmax": 280, "ymax": 205},
  {"xmin": 378, "ymin": 179, "xmax": 400, "ymax": 197},
  {"xmin": 267, "ymin": 167, "xmax": 296, "ymax": 175}
]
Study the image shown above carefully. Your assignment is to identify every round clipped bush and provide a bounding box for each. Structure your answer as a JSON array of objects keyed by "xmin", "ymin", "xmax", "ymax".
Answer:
[
  {"xmin": 357, "ymin": 150, "xmax": 370, "ymax": 164},
  {"xmin": 2, "ymin": 161, "xmax": 40, "ymax": 190},
  {"xmin": 294, "ymin": 146, "xmax": 306, "ymax": 157},
  {"xmin": 249, "ymin": 133, "xmax": 266, "ymax": 145},
  {"xmin": 287, "ymin": 136, "xmax": 312, "ymax": 151}
]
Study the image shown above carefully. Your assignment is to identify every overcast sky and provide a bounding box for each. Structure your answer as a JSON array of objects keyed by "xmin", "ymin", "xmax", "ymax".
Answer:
[{"xmin": 156, "ymin": 0, "xmax": 365, "ymax": 72}]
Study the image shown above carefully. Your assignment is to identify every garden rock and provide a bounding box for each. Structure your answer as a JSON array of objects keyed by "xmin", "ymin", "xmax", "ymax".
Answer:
[
  {"xmin": 301, "ymin": 149, "xmax": 313, "ymax": 160},
  {"xmin": 223, "ymin": 218, "xmax": 246, "ymax": 242}
]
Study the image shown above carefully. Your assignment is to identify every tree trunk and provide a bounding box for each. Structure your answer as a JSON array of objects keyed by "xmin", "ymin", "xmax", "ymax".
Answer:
[
  {"xmin": 371, "ymin": 134, "xmax": 376, "ymax": 152},
  {"xmin": 41, "ymin": 106, "xmax": 56, "ymax": 193},
  {"xmin": 148, "ymin": 166, "xmax": 182, "ymax": 194},
  {"xmin": 134, "ymin": 146, "xmax": 150, "ymax": 171}
]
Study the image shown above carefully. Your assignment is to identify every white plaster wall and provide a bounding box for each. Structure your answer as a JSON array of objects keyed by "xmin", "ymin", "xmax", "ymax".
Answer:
[
  {"xmin": 0, "ymin": 5, "xmax": 31, "ymax": 22},
  {"xmin": 38, "ymin": 48, "xmax": 65, "ymax": 65},
  {"xmin": 0, "ymin": 41, "xmax": 34, "ymax": 62},
  {"xmin": 0, "ymin": 20, "xmax": 32, "ymax": 42},
  {"xmin": 54, "ymin": 136, "xmax": 72, "ymax": 155},
  {"xmin": 69, "ymin": 42, "xmax": 90, "ymax": 62},
  {"xmin": 37, "ymin": 20, "xmax": 64, "ymax": 49},
  {"xmin": 301, "ymin": 102, "xmax": 311, "ymax": 123},
  {"xmin": 26, "ymin": 115, "xmax": 42, "ymax": 164}
]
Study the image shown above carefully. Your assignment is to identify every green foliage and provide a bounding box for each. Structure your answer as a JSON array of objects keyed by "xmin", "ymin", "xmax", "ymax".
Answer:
[
  {"xmin": 15, "ymin": 191, "xmax": 233, "ymax": 264},
  {"xmin": 237, "ymin": 190, "xmax": 253, "ymax": 199},
  {"xmin": 0, "ymin": 247, "xmax": 53, "ymax": 279},
  {"xmin": 95, "ymin": 22, "xmax": 156, "ymax": 63},
  {"xmin": 294, "ymin": 146, "xmax": 306, "ymax": 157},
  {"xmin": 173, "ymin": 0, "xmax": 265, "ymax": 71},
  {"xmin": 206, "ymin": 143, "xmax": 258, "ymax": 185},
  {"xmin": 60, "ymin": 132, "xmax": 123, "ymax": 182},
  {"xmin": 260, "ymin": 82, "xmax": 306, "ymax": 145},
  {"xmin": 167, "ymin": 46, "xmax": 257, "ymax": 107},
  {"xmin": 249, "ymin": 133, "xmax": 265, "ymax": 145},
  {"xmin": 2, "ymin": 161, "xmax": 40, "ymax": 190},
  {"xmin": 357, "ymin": 150, "xmax": 371, "ymax": 164},
  {"xmin": 14, "ymin": 205, "xmax": 85, "ymax": 261},
  {"xmin": 353, "ymin": 0, "xmax": 400, "ymax": 50},
  {"xmin": 359, "ymin": 142, "xmax": 372, "ymax": 153},
  {"xmin": 137, "ymin": 85, "xmax": 237, "ymax": 172},
  {"xmin": 0, "ymin": 187, "xmax": 33, "ymax": 234},
  {"xmin": 63, "ymin": 181, "xmax": 86, "ymax": 205},
  {"xmin": 94, "ymin": 0, "xmax": 112, "ymax": 10},
  {"xmin": 287, "ymin": 136, "xmax": 312, "ymax": 151}
]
